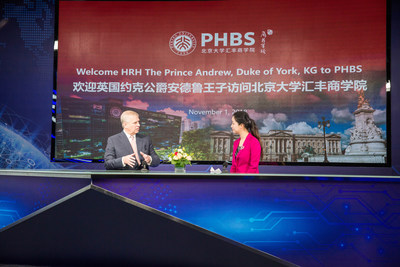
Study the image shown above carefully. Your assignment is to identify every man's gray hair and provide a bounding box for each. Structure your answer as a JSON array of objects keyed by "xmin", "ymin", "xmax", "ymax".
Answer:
[{"xmin": 120, "ymin": 110, "xmax": 139, "ymax": 127}]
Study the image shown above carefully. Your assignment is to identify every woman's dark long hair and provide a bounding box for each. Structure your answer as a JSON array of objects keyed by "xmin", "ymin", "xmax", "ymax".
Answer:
[{"xmin": 233, "ymin": 111, "xmax": 263, "ymax": 159}]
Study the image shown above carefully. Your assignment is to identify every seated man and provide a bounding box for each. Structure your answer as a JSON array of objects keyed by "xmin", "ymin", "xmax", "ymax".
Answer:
[{"xmin": 104, "ymin": 110, "xmax": 160, "ymax": 170}]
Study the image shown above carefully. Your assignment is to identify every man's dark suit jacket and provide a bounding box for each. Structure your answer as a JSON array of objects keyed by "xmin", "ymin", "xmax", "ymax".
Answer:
[{"xmin": 104, "ymin": 131, "xmax": 160, "ymax": 170}]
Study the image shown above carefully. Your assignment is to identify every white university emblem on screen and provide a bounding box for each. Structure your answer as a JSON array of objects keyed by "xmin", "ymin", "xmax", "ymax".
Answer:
[{"xmin": 169, "ymin": 31, "xmax": 197, "ymax": 56}]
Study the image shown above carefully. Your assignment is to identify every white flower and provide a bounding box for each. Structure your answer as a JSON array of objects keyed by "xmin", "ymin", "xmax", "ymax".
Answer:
[{"xmin": 170, "ymin": 147, "xmax": 192, "ymax": 165}]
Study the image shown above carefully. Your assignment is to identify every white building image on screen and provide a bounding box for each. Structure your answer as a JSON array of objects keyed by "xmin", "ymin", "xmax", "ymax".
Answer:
[{"xmin": 210, "ymin": 130, "xmax": 342, "ymax": 162}]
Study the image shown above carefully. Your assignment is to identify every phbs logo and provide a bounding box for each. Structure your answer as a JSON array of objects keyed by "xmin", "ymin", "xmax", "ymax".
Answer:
[
  {"xmin": 201, "ymin": 32, "xmax": 255, "ymax": 47},
  {"xmin": 169, "ymin": 31, "xmax": 197, "ymax": 56}
]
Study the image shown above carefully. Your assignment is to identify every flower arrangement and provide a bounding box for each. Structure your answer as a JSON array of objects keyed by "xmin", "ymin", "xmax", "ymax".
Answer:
[{"xmin": 168, "ymin": 146, "xmax": 193, "ymax": 168}]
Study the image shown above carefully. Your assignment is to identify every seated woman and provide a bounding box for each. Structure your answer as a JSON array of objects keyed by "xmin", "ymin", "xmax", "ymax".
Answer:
[{"xmin": 230, "ymin": 111, "xmax": 262, "ymax": 173}]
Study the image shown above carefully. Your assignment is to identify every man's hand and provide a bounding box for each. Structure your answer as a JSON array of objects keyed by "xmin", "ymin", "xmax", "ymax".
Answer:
[
  {"xmin": 140, "ymin": 151, "xmax": 152, "ymax": 164},
  {"xmin": 122, "ymin": 153, "xmax": 137, "ymax": 168}
]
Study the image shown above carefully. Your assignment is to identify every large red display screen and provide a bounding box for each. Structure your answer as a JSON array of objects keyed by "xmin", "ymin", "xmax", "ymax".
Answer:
[{"xmin": 55, "ymin": 0, "xmax": 388, "ymax": 165}]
